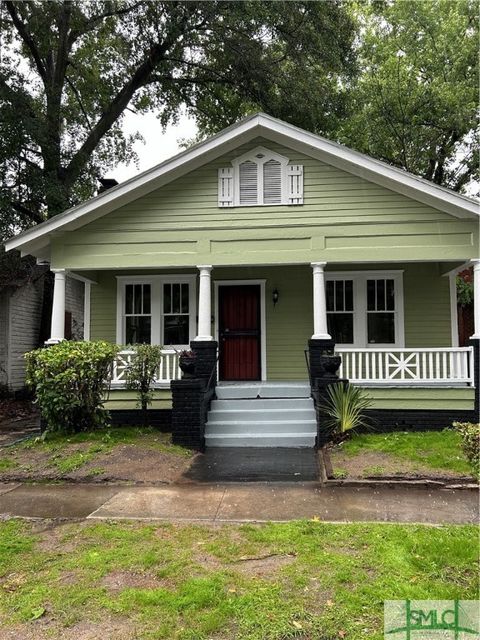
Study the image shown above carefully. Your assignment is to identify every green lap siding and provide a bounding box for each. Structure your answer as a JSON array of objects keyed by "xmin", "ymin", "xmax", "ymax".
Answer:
[
  {"xmin": 51, "ymin": 138, "xmax": 478, "ymax": 270},
  {"xmin": 105, "ymin": 389, "xmax": 172, "ymax": 410},
  {"xmin": 363, "ymin": 387, "xmax": 475, "ymax": 411}
]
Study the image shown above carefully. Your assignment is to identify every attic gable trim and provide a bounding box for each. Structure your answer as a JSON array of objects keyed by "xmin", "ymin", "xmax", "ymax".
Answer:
[{"xmin": 5, "ymin": 112, "xmax": 479, "ymax": 255}]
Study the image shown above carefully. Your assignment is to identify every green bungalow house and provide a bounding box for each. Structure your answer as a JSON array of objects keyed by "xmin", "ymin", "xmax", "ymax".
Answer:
[{"xmin": 6, "ymin": 114, "xmax": 479, "ymax": 447}]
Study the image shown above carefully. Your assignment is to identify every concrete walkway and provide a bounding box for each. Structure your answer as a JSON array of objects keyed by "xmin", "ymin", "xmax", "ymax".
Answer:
[{"xmin": 0, "ymin": 482, "xmax": 477, "ymax": 525}]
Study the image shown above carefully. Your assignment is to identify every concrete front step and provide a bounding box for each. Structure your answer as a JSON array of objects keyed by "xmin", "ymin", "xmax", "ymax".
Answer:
[
  {"xmin": 208, "ymin": 408, "xmax": 315, "ymax": 422},
  {"xmin": 210, "ymin": 398, "xmax": 313, "ymax": 411},
  {"xmin": 206, "ymin": 419, "xmax": 317, "ymax": 435},
  {"xmin": 215, "ymin": 383, "xmax": 310, "ymax": 400},
  {"xmin": 204, "ymin": 433, "xmax": 316, "ymax": 447}
]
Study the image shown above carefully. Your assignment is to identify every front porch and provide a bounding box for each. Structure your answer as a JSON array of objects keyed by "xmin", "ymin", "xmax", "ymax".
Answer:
[{"xmin": 45, "ymin": 260, "xmax": 479, "ymax": 444}]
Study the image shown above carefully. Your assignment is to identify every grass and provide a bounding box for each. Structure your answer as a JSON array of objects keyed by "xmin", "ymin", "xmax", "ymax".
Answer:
[
  {"xmin": 0, "ymin": 519, "xmax": 477, "ymax": 639},
  {"xmin": 0, "ymin": 458, "xmax": 17, "ymax": 471},
  {"xmin": 340, "ymin": 430, "xmax": 473, "ymax": 476},
  {"xmin": 0, "ymin": 426, "xmax": 192, "ymax": 478}
]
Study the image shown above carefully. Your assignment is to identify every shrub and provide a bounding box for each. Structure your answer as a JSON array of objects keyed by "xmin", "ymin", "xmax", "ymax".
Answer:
[
  {"xmin": 319, "ymin": 382, "xmax": 373, "ymax": 435},
  {"xmin": 453, "ymin": 422, "xmax": 480, "ymax": 479},
  {"xmin": 25, "ymin": 341, "xmax": 119, "ymax": 434},
  {"xmin": 124, "ymin": 344, "xmax": 163, "ymax": 427}
]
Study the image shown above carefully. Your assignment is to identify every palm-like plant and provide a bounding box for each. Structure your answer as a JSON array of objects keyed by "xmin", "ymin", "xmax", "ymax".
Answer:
[{"xmin": 319, "ymin": 383, "xmax": 373, "ymax": 434}]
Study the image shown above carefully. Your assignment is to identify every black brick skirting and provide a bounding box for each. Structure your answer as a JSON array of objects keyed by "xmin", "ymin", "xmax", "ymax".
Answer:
[
  {"xmin": 362, "ymin": 408, "xmax": 478, "ymax": 431},
  {"xmin": 110, "ymin": 409, "xmax": 172, "ymax": 431}
]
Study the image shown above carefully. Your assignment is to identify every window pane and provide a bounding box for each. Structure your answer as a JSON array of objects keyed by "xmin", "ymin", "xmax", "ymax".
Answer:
[
  {"xmin": 367, "ymin": 313, "xmax": 395, "ymax": 344},
  {"xmin": 142, "ymin": 284, "xmax": 151, "ymax": 314},
  {"xmin": 326, "ymin": 281, "xmax": 335, "ymax": 312},
  {"xmin": 345, "ymin": 280, "xmax": 353, "ymax": 311},
  {"xmin": 376, "ymin": 280, "xmax": 385, "ymax": 311},
  {"xmin": 126, "ymin": 316, "xmax": 151, "ymax": 344},
  {"xmin": 327, "ymin": 313, "xmax": 354, "ymax": 344},
  {"xmin": 134, "ymin": 284, "xmax": 142, "ymax": 314},
  {"xmin": 263, "ymin": 159, "xmax": 282, "ymax": 204},
  {"xmin": 335, "ymin": 281, "xmax": 344, "ymax": 312},
  {"xmin": 239, "ymin": 160, "xmax": 258, "ymax": 204},
  {"xmin": 367, "ymin": 280, "xmax": 375, "ymax": 311},
  {"xmin": 125, "ymin": 284, "xmax": 134, "ymax": 314},
  {"xmin": 386, "ymin": 279, "xmax": 395, "ymax": 311},
  {"xmin": 172, "ymin": 284, "xmax": 181, "ymax": 314},
  {"xmin": 181, "ymin": 284, "xmax": 189, "ymax": 313},
  {"xmin": 163, "ymin": 284, "xmax": 171, "ymax": 314},
  {"xmin": 164, "ymin": 315, "xmax": 189, "ymax": 345}
]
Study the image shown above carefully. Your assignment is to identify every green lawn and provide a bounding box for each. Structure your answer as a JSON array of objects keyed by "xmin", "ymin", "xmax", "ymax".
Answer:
[
  {"xmin": 338, "ymin": 430, "xmax": 473, "ymax": 476},
  {"xmin": 0, "ymin": 519, "xmax": 477, "ymax": 639}
]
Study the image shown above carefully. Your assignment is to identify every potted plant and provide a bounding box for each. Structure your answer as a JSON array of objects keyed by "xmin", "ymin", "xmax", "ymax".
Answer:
[{"xmin": 178, "ymin": 349, "xmax": 197, "ymax": 377}]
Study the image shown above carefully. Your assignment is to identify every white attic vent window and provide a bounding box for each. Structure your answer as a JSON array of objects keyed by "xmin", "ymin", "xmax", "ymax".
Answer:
[{"xmin": 218, "ymin": 146, "xmax": 303, "ymax": 207}]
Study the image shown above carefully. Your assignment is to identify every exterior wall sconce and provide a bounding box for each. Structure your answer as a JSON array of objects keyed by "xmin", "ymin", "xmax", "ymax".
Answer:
[{"xmin": 272, "ymin": 288, "xmax": 279, "ymax": 307}]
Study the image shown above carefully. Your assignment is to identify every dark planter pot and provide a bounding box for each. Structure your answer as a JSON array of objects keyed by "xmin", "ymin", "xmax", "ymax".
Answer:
[{"xmin": 179, "ymin": 357, "xmax": 196, "ymax": 376}]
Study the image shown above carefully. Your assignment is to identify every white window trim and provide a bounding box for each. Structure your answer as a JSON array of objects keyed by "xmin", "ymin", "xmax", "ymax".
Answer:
[
  {"xmin": 116, "ymin": 275, "xmax": 197, "ymax": 347},
  {"xmin": 213, "ymin": 279, "xmax": 267, "ymax": 381},
  {"xmin": 326, "ymin": 270, "xmax": 405, "ymax": 348},
  {"xmin": 231, "ymin": 146, "xmax": 288, "ymax": 206}
]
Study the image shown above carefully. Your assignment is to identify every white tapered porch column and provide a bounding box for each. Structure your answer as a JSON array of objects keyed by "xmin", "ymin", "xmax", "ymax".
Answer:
[
  {"xmin": 311, "ymin": 262, "xmax": 331, "ymax": 340},
  {"xmin": 471, "ymin": 259, "xmax": 480, "ymax": 339},
  {"xmin": 194, "ymin": 265, "xmax": 213, "ymax": 341},
  {"xmin": 46, "ymin": 269, "xmax": 66, "ymax": 344}
]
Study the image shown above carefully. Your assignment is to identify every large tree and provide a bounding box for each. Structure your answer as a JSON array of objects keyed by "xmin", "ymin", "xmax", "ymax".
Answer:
[
  {"xmin": 0, "ymin": 0, "xmax": 356, "ymax": 237},
  {"xmin": 340, "ymin": 0, "xmax": 479, "ymax": 193}
]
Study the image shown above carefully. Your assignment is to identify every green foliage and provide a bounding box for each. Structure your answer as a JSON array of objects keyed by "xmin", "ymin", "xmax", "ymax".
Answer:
[
  {"xmin": 453, "ymin": 422, "xmax": 480, "ymax": 479},
  {"xmin": 341, "ymin": 0, "xmax": 479, "ymax": 193},
  {"xmin": 0, "ymin": 1, "xmax": 356, "ymax": 235},
  {"xmin": 124, "ymin": 344, "xmax": 163, "ymax": 426},
  {"xmin": 340, "ymin": 430, "xmax": 473, "ymax": 476},
  {"xmin": 456, "ymin": 275, "xmax": 474, "ymax": 306},
  {"xmin": 25, "ymin": 340, "xmax": 119, "ymax": 434},
  {"xmin": 319, "ymin": 383, "xmax": 373, "ymax": 434}
]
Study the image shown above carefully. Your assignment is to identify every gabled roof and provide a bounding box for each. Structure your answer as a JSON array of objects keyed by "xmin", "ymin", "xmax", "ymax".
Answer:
[{"xmin": 6, "ymin": 112, "xmax": 479, "ymax": 259}]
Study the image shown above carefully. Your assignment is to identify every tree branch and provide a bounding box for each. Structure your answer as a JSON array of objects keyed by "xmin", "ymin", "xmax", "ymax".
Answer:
[
  {"xmin": 63, "ymin": 15, "xmax": 191, "ymax": 187},
  {"xmin": 11, "ymin": 201, "xmax": 44, "ymax": 225},
  {"xmin": 5, "ymin": 1, "xmax": 48, "ymax": 84}
]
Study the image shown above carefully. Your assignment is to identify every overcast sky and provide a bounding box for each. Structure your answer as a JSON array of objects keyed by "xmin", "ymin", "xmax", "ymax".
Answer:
[{"xmin": 109, "ymin": 111, "xmax": 198, "ymax": 183}]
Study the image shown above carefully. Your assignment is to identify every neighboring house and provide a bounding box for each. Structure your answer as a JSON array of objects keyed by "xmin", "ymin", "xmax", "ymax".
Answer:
[
  {"xmin": 5, "ymin": 113, "xmax": 479, "ymax": 444},
  {"xmin": 0, "ymin": 266, "xmax": 85, "ymax": 392}
]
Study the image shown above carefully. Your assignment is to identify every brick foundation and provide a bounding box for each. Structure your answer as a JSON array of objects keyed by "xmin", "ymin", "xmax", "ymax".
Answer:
[{"xmin": 110, "ymin": 409, "xmax": 172, "ymax": 431}]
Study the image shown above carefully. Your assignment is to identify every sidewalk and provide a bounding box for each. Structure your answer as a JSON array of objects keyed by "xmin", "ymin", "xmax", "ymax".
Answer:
[{"xmin": 0, "ymin": 481, "xmax": 477, "ymax": 524}]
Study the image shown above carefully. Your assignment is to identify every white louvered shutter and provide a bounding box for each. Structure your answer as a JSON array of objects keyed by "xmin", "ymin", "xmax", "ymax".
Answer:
[
  {"xmin": 218, "ymin": 167, "xmax": 233, "ymax": 207},
  {"xmin": 239, "ymin": 160, "xmax": 258, "ymax": 205},
  {"xmin": 287, "ymin": 164, "xmax": 304, "ymax": 204},
  {"xmin": 263, "ymin": 159, "xmax": 282, "ymax": 204}
]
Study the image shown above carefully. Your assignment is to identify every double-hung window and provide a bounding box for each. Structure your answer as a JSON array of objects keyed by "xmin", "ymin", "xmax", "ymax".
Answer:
[
  {"xmin": 117, "ymin": 276, "xmax": 196, "ymax": 347},
  {"xmin": 124, "ymin": 283, "xmax": 151, "ymax": 344},
  {"xmin": 325, "ymin": 272, "xmax": 404, "ymax": 348},
  {"xmin": 326, "ymin": 279, "xmax": 354, "ymax": 345}
]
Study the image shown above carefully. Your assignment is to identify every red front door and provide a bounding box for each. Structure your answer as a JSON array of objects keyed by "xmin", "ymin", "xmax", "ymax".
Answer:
[{"xmin": 219, "ymin": 285, "xmax": 261, "ymax": 381}]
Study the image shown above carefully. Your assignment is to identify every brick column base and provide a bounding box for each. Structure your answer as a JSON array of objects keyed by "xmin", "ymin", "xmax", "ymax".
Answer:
[
  {"xmin": 469, "ymin": 338, "xmax": 480, "ymax": 420},
  {"xmin": 190, "ymin": 340, "xmax": 218, "ymax": 381},
  {"xmin": 308, "ymin": 338, "xmax": 347, "ymax": 447},
  {"xmin": 171, "ymin": 379, "xmax": 209, "ymax": 449}
]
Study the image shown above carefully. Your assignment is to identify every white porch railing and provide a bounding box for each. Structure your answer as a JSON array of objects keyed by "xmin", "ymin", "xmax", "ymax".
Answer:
[
  {"xmin": 111, "ymin": 349, "xmax": 181, "ymax": 387},
  {"xmin": 336, "ymin": 347, "xmax": 475, "ymax": 386}
]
